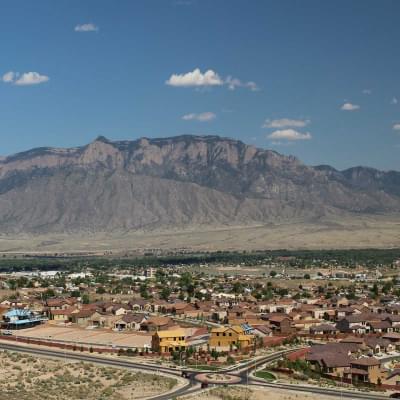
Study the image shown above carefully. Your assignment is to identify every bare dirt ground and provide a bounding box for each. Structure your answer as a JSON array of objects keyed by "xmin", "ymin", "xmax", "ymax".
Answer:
[
  {"xmin": 13, "ymin": 325, "xmax": 152, "ymax": 349},
  {"xmin": 0, "ymin": 215, "xmax": 399, "ymax": 254},
  {"xmin": 178, "ymin": 386, "xmax": 345, "ymax": 400},
  {"xmin": 0, "ymin": 350, "xmax": 176, "ymax": 400}
]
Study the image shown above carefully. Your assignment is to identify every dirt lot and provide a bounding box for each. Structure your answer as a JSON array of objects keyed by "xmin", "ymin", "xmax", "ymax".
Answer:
[
  {"xmin": 0, "ymin": 215, "xmax": 399, "ymax": 253},
  {"xmin": 178, "ymin": 386, "xmax": 344, "ymax": 400},
  {"xmin": 13, "ymin": 325, "xmax": 152, "ymax": 349},
  {"xmin": 0, "ymin": 350, "xmax": 176, "ymax": 400}
]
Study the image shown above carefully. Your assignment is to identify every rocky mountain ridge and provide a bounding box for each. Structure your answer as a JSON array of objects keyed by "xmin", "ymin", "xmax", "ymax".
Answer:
[{"xmin": 0, "ymin": 135, "xmax": 399, "ymax": 234}]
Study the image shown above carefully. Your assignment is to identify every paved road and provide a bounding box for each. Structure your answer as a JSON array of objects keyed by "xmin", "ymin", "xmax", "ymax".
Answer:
[
  {"xmin": 250, "ymin": 381, "xmax": 390, "ymax": 400},
  {"xmin": 0, "ymin": 341, "xmax": 192, "ymax": 400},
  {"xmin": 0, "ymin": 342, "xmax": 394, "ymax": 400}
]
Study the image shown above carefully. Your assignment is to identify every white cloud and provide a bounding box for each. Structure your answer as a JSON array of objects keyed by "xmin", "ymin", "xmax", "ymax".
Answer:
[
  {"xmin": 226, "ymin": 76, "xmax": 259, "ymax": 91},
  {"xmin": 263, "ymin": 118, "xmax": 310, "ymax": 129},
  {"xmin": 166, "ymin": 68, "xmax": 223, "ymax": 87},
  {"xmin": 2, "ymin": 71, "xmax": 15, "ymax": 83},
  {"xmin": 391, "ymin": 97, "xmax": 398, "ymax": 105},
  {"xmin": 166, "ymin": 68, "xmax": 258, "ymax": 91},
  {"xmin": 2, "ymin": 71, "xmax": 49, "ymax": 86},
  {"xmin": 268, "ymin": 129, "xmax": 312, "ymax": 141},
  {"xmin": 75, "ymin": 23, "xmax": 98, "ymax": 32},
  {"xmin": 14, "ymin": 72, "xmax": 49, "ymax": 86},
  {"xmin": 182, "ymin": 112, "xmax": 216, "ymax": 122},
  {"xmin": 393, "ymin": 123, "xmax": 400, "ymax": 131},
  {"xmin": 341, "ymin": 102, "xmax": 360, "ymax": 111}
]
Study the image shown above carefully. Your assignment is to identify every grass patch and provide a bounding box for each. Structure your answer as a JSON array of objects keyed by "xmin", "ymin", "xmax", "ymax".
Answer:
[{"xmin": 254, "ymin": 370, "xmax": 276, "ymax": 381}]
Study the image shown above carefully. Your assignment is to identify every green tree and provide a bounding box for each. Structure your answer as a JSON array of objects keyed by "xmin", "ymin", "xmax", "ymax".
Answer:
[
  {"xmin": 82, "ymin": 294, "xmax": 90, "ymax": 304},
  {"xmin": 160, "ymin": 287, "xmax": 171, "ymax": 301}
]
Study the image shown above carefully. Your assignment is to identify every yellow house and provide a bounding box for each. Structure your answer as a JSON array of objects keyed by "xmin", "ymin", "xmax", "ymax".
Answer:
[
  {"xmin": 152, "ymin": 329, "xmax": 187, "ymax": 353},
  {"xmin": 209, "ymin": 325, "xmax": 254, "ymax": 349},
  {"xmin": 49, "ymin": 309, "xmax": 72, "ymax": 322}
]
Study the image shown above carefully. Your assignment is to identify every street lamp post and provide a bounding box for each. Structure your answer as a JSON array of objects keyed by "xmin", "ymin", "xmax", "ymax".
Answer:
[{"xmin": 180, "ymin": 351, "xmax": 185, "ymax": 369}]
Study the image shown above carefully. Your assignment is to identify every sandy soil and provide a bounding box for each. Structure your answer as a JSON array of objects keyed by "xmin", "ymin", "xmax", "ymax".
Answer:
[
  {"xmin": 179, "ymin": 386, "xmax": 345, "ymax": 400},
  {"xmin": 13, "ymin": 325, "xmax": 152, "ymax": 349},
  {"xmin": 0, "ymin": 215, "xmax": 399, "ymax": 253},
  {"xmin": 0, "ymin": 350, "xmax": 176, "ymax": 400}
]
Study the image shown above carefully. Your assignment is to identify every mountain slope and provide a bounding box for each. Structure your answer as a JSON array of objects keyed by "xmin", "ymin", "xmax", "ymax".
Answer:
[{"xmin": 0, "ymin": 135, "xmax": 399, "ymax": 234}]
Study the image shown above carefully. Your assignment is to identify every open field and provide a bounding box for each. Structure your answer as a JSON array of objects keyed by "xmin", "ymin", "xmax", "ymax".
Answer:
[
  {"xmin": 178, "ymin": 386, "xmax": 345, "ymax": 400},
  {"xmin": 13, "ymin": 325, "xmax": 152, "ymax": 349},
  {"xmin": 0, "ymin": 216, "xmax": 399, "ymax": 254},
  {"xmin": 0, "ymin": 350, "xmax": 176, "ymax": 400}
]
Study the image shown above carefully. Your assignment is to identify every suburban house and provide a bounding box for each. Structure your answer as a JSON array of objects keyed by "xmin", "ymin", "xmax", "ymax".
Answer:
[
  {"xmin": 209, "ymin": 325, "xmax": 254, "ymax": 349},
  {"xmin": 141, "ymin": 316, "xmax": 173, "ymax": 332},
  {"xmin": 152, "ymin": 329, "xmax": 187, "ymax": 353},
  {"xmin": 343, "ymin": 357, "xmax": 382, "ymax": 384},
  {"xmin": 114, "ymin": 314, "xmax": 146, "ymax": 331}
]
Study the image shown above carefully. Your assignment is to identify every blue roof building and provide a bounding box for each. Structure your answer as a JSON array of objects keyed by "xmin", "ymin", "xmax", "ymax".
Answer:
[{"xmin": 2, "ymin": 308, "xmax": 47, "ymax": 330}]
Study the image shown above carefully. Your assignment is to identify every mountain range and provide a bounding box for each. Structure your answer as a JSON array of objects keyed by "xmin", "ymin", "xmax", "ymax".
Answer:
[{"xmin": 0, "ymin": 134, "xmax": 399, "ymax": 235}]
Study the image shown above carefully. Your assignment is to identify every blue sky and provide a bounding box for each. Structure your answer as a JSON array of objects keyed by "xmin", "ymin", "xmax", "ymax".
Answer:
[{"xmin": 0, "ymin": 0, "xmax": 399, "ymax": 170}]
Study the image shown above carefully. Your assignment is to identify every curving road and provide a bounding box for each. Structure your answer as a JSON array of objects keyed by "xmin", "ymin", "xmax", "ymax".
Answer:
[
  {"xmin": 0, "ymin": 342, "xmax": 394, "ymax": 399},
  {"xmin": 0, "ymin": 341, "xmax": 192, "ymax": 400}
]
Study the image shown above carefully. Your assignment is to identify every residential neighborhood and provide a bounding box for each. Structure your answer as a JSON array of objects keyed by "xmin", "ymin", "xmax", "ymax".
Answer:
[{"xmin": 1, "ymin": 251, "xmax": 400, "ymax": 397}]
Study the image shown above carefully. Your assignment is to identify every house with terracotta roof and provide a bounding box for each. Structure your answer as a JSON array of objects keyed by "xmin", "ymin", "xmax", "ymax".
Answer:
[
  {"xmin": 383, "ymin": 369, "xmax": 400, "ymax": 386},
  {"xmin": 267, "ymin": 315, "xmax": 294, "ymax": 334},
  {"xmin": 141, "ymin": 316, "xmax": 173, "ymax": 332},
  {"xmin": 344, "ymin": 357, "xmax": 382, "ymax": 384},
  {"xmin": 309, "ymin": 323, "xmax": 338, "ymax": 336},
  {"xmin": 114, "ymin": 313, "xmax": 146, "ymax": 331}
]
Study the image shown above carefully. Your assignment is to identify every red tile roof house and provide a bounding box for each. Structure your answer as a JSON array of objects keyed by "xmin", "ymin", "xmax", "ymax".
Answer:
[
  {"xmin": 167, "ymin": 302, "xmax": 196, "ymax": 316},
  {"xmin": 140, "ymin": 316, "xmax": 173, "ymax": 332},
  {"xmin": 336, "ymin": 313, "xmax": 383, "ymax": 334},
  {"xmin": 382, "ymin": 332, "xmax": 400, "ymax": 348},
  {"xmin": 384, "ymin": 315, "xmax": 400, "ymax": 331},
  {"xmin": 368, "ymin": 320, "xmax": 393, "ymax": 334},
  {"xmin": 253, "ymin": 325, "xmax": 273, "ymax": 337},
  {"xmin": 306, "ymin": 342, "xmax": 384, "ymax": 385},
  {"xmin": 363, "ymin": 337, "xmax": 395, "ymax": 354},
  {"xmin": 48, "ymin": 308, "xmax": 76, "ymax": 322},
  {"xmin": 386, "ymin": 304, "xmax": 400, "ymax": 315},
  {"xmin": 267, "ymin": 315, "xmax": 294, "ymax": 335},
  {"xmin": 383, "ymin": 369, "xmax": 400, "ymax": 386},
  {"xmin": 128, "ymin": 299, "xmax": 148, "ymax": 312},
  {"xmin": 343, "ymin": 357, "xmax": 382, "ymax": 385},
  {"xmin": 336, "ymin": 306, "xmax": 367, "ymax": 319},
  {"xmin": 309, "ymin": 324, "xmax": 339, "ymax": 336},
  {"xmin": 114, "ymin": 313, "xmax": 146, "ymax": 331},
  {"xmin": 306, "ymin": 343, "xmax": 362, "ymax": 377},
  {"xmin": 307, "ymin": 350, "xmax": 352, "ymax": 377},
  {"xmin": 70, "ymin": 309, "xmax": 96, "ymax": 326},
  {"xmin": 183, "ymin": 305, "xmax": 212, "ymax": 320}
]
